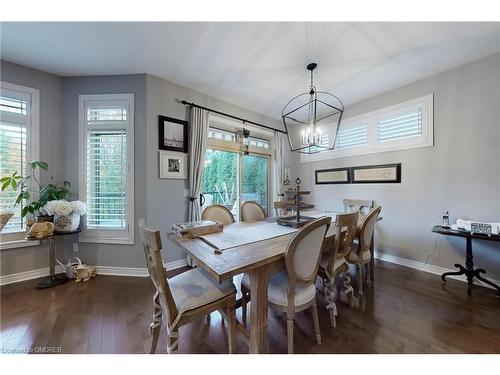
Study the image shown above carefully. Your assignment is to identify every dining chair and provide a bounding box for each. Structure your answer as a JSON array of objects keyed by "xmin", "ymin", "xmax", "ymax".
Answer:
[
  {"xmin": 317, "ymin": 211, "xmax": 359, "ymax": 328},
  {"xmin": 241, "ymin": 217, "xmax": 331, "ymax": 353},
  {"xmin": 139, "ymin": 219, "xmax": 237, "ymax": 354},
  {"xmin": 346, "ymin": 206, "xmax": 382, "ymax": 296},
  {"xmin": 240, "ymin": 201, "xmax": 266, "ymax": 222},
  {"xmin": 202, "ymin": 204, "xmax": 236, "ymax": 226},
  {"xmin": 343, "ymin": 199, "xmax": 374, "ymax": 215}
]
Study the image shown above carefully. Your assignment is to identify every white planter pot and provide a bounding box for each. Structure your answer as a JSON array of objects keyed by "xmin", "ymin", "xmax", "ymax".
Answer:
[{"xmin": 54, "ymin": 213, "xmax": 81, "ymax": 233}]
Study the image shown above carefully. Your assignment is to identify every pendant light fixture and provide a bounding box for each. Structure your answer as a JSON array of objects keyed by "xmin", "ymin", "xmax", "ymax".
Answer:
[{"xmin": 282, "ymin": 63, "xmax": 344, "ymax": 154}]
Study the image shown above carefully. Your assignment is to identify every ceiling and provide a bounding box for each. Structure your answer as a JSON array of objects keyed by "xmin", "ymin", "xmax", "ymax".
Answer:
[{"xmin": 1, "ymin": 22, "xmax": 499, "ymax": 120}]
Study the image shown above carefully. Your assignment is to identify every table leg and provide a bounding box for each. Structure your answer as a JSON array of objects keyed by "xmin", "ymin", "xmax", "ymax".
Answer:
[
  {"xmin": 248, "ymin": 264, "xmax": 269, "ymax": 354},
  {"xmin": 37, "ymin": 237, "xmax": 68, "ymax": 289}
]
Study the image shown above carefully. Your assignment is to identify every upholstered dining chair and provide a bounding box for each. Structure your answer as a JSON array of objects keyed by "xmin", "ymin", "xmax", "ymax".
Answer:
[
  {"xmin": 241, "ymin": 217, "xmax": 331, "ymax": 354},
  {"xmin": 346, "ymin": 206, "xmax": 382, "ymax": 296},
  {"xmin": 240, "ymin": 201, "xmax": 266, "ymax": 222},
  {"xmin": 343, "ymin": 199, "xmax": 374, "ymax": 215},
  {"xmin": 139, "ymin": 219, "xmax": 237, "ymax": 354},
  {"xmin": 202, "ymin": 204, "xmax": 235, "ymax": 226},
  {"xmin": 317, "ymin": 211, "xmax": 359, "ymax": 328}
]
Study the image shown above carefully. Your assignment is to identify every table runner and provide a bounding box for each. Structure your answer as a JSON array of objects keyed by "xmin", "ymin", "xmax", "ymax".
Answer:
[{"xmin": 198, "ymin": 221, "xmax": 299, "ymax": 250}]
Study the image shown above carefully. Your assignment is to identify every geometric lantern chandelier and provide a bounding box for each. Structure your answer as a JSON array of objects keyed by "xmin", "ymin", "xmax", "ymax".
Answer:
[{"xmin": 282, "ymin": 63, "xmax": 344, "ymax": 154}]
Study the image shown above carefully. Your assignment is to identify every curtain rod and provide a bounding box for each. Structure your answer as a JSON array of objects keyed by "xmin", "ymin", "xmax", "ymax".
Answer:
[{"xmin": 180, "ymin": 100, "xmax": 287, "ymax": 134}]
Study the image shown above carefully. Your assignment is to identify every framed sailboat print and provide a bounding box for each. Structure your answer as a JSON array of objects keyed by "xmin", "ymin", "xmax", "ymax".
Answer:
[{"xmin": 159, "ymin": 115, "xmax": 188, "ymax": 153}]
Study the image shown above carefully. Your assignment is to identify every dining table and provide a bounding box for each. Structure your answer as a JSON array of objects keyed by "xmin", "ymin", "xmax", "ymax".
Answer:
[{"xmin": 168, "ymin": 210, "xmax": 381, "ymax": 353}]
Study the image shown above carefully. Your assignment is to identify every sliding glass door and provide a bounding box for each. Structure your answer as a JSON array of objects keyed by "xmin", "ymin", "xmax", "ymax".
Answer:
[{"xmin": 202, "ymin": 149, "xmax": 269, "ymax": 220}]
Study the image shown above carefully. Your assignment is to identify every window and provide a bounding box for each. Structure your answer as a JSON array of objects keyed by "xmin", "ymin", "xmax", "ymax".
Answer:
[
  {"xmin": 0, "ymin": 82, "xmax": 39, "ymax": 248},
  {"xmin": 202, "ymin": 115, "xmax": 272, "ymax": 220},
  {"xmin": 302, "ymin": 94, "xmax": 433, "ymax": 162},
  {"xmin": 79, "ymin": 94, "xmax": 134, "ymax": 244}
]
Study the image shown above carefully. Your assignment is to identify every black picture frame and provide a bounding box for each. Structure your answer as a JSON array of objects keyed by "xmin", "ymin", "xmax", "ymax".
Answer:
[
  {"xmin": 350, "ymin": 163, "xmax": 401, "ymax": 184},
  {"xmin": 315, "ymin": 167, "xmax": 351, "ymax": 184},
  {"xmin": 158, "ymin": 115, "xmax": 188, "ymax": 153}
]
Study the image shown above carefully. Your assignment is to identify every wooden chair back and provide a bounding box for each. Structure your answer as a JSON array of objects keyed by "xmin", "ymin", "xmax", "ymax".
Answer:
[
  {"xmin": 357, "ymin": 206, "xmax": 382, "ymax": 262},
  {"xmin": 139, "ymin": 219, "xmax": 178, "ymax": 325},
  {"xmin": 202, "ymin": 204, "xmax": 235, "ymax": 226},
  {"xmin": 325, "ymin": 212, "xmax": 359, "ymax": 275},
  {"xmin": 343, "ymin": 199, "xmax": 374, "ymax": 215},
  {"xmin": 285, "ymin": 217, "xmax": 331, "ymax": 285},
  {"xmin": 241, "ymin": 201, "xmax": 266, "ymax": 222}
]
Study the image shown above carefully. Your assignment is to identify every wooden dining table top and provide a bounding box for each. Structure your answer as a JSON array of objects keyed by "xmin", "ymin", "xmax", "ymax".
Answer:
[{"xmin": 168, "ymin": 210, "xmax": 381, "ymax": 283}]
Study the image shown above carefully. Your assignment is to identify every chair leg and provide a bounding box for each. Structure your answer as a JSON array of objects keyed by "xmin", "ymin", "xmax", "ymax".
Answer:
[
  {"xmin": 325, "ymin": 277, "xmax": 337, "ymax": 328},
  {"xmin": 226, "ymin": 298, "xmax": 236, "ymax": 354},
  {"xmin": 343, "ymin": 271, "xmax": 354, "ymax": 308},
  {"xmin": 369, "ymin": 257, "xmax": 375, "ymax": 286},
  {"xmin": 241, "ymin": 292, "xmax": 248, "ymax": 326},
  {"xmin": 286, "ymin": 316, "xmax": 294, "ymax": 354},
  {"xmin": 149, "ymin": 291, "xmax": 162, "ymax": 354},
  {"xmin": 357, "ymin": 264, "xmax": 364, "ymax": 297},
  {"xmin": 167, "ymin": 327, "xmax": 179, "ymax": 354},
  {"xmin": 366, "ymin": 261, "xmax": 372, "ymax": 287},
  {"xmin": 311, "ymin": 302, "xmax": 321, "ymax": 345}
]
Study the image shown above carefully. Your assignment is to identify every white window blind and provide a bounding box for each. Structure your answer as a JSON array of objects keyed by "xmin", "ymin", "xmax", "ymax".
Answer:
[
  {"xmin": 243, "ymin": 136, "xmax": 269, "ymax": 149},
  {"xmin": 0, "ymin": 90, "xmax": 29, "ymax": 233},
  {"xmin": 79, "ymin": 94, "xmax": 134, "ymax": 244},
  {"xmin": 334, "ymin": 124, "xmax": 368, "ymax": 149},
  {"xmin": 377, "ymin": 108, "xmax": 422, "ymax": 143},
  {"xmin": 208, "ymin": 127, "xmax": 236, "ymax": 142}
]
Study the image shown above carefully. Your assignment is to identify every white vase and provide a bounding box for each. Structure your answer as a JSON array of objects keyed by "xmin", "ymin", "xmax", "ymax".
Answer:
[{"xmin": 54, "ymin": 213, "xmax": 81, "ymax": 233}]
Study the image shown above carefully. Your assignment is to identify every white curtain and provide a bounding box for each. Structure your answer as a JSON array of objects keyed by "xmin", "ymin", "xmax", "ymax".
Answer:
[
  {"xmin": 188, "ymin": 107, "xmax": 209, "ymax": 221},
  {"xmin": 273, "ymin": 132, "xmax": 285, "ymax": 216}
]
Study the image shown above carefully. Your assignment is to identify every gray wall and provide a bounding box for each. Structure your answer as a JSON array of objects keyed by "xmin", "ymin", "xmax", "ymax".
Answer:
[
  {"xmin": 0, "ymin": 61, "xmax": 65, "ymax": 275},
  {"xmin": 146, "ymin": 74, "xmax": 283, "ymax": 263},
  {"xmin": 288, "ymin": 53, "xmax": 500, "ymax": 280}
]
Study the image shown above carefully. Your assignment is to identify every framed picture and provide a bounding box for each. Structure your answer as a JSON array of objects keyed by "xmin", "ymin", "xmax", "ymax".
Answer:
[
  {"xmin": 159, "ymin": 151, "xmax": 188, "ymax": 179},
  {"xmin": 351, "ymin": 163, "xmax": 401, "ymax": 183},
  {"xmin": 315, "ymin": 167, "xmax": 351, "ymax": 184},
  {"xmin": 159, "ymin": 115, "xmax": 188, "ymax": 153}
]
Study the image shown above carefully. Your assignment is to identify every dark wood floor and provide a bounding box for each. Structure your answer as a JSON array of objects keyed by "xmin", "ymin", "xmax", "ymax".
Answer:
[{"xmin": 1, "ymin": 260, "xmax": 500, "ymax": 354}]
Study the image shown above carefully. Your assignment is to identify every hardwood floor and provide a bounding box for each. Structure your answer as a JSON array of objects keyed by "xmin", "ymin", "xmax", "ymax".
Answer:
[{"xmin": 1, "ymin": 260, "xmax": 500, "ymax": 354}]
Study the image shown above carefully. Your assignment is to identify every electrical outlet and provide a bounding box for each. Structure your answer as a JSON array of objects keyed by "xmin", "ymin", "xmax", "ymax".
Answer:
[{"xmin": 72, "ymin": 243, "xmax": 79, "ymax": 253}]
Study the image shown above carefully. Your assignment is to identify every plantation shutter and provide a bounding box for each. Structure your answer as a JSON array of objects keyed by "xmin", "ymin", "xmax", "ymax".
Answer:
[
  {"xmin": 0, "ymin": 89, "xmax": 30, "ymax": 232},
  {"xmin": 334, "ymin": 124, "xmax": 368, "ymax": 149},
  {"xmin": 85, "ymin": 104, "xmax": 129, "ymax": 230},
  {"xmin": 377, "ymin": 108, "xmax": 422, "ymax": 143}
]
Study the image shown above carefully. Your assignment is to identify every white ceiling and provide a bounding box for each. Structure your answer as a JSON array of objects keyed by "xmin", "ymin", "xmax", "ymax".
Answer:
[{"xmin": 1, "ymin": 22, "xmax": 499, "ymax": 120}]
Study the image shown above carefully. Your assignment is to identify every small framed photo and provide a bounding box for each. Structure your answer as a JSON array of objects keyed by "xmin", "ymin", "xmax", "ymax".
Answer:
[
  {"xmin": 159, "ymin": 151, "xmax": 188, "ymax": 179},
  {"xmin": 159, "ymin": 115, "xmax": 188, "ymax": 153},
  {"xmin": 315, "ymin": 167, "xmax": 351, "ymax": 184}
]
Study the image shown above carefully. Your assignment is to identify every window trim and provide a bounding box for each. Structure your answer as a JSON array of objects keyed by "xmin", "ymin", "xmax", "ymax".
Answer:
[
  {"xmin": 0, "ymin": 81, "xmax": 40, "ymax": 250},
  {"xmin": 301, "ymin": 94, "xmax": 434, "ymax": 163},
  {"xmin": 78, "ymin": 93, "xmax": 135, "ymax": 245}
]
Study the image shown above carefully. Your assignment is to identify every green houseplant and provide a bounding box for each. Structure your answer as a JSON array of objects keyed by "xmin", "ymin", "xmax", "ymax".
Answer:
[{"xmin": 0, "ymin": 161, "xmax": 71, "ymax": 219}]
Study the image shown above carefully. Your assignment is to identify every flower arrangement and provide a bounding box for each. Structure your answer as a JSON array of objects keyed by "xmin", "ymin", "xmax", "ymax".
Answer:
[
  {"xmin": 42, "ymin": 200, "xmax": 88, "ymax": 216},
  {"xmin": 42, "ymin": 200, "xmax": 88, "ymax": 233}
]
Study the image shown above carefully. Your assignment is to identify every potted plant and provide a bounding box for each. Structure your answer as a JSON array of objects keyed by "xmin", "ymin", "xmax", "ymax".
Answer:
[{"xmin": 0, "ymin": 161, "xmax": 71, "ymax": 222}]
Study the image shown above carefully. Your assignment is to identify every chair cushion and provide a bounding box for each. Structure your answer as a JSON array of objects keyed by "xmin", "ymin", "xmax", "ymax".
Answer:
[
  {"xmin": 169, "ymin": 268, "xmax": 236, "ymax": 314},
  {"xmin": 241, "ymin": 271, "xmax": 316, "ymax": 307},
  {"xmin": 347, "ymin": 242, "xmax": 371, "ymax": 263},
  {"xmin": 319, "ymin": 251, "xmax": 348, "ymax": 274}
]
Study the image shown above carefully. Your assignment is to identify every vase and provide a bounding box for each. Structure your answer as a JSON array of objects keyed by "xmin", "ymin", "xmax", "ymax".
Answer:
[{"xmin": 54, "ymin": 213, "xmax": 80, "ymax": 233}]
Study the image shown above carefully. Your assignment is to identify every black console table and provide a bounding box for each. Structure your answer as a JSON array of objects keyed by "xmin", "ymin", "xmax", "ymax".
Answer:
[{"xmin": 432, "ymin": 225, "xmax": 500, "ymax": 297}]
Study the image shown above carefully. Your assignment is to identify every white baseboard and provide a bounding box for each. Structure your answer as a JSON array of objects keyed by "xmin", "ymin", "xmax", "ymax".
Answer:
[
  {"xmin": 0, "ymin": 259, "xmax": 188, "ymax": 286},
  {"xmin": 375, "ymin": 251, "xmax": 500, "ymax": 290}
]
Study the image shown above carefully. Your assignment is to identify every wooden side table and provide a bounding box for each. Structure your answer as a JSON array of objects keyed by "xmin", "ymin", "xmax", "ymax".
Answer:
[{"xmin": 26, "ymin": 230, "xmax": 81, "ymax": 289}]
